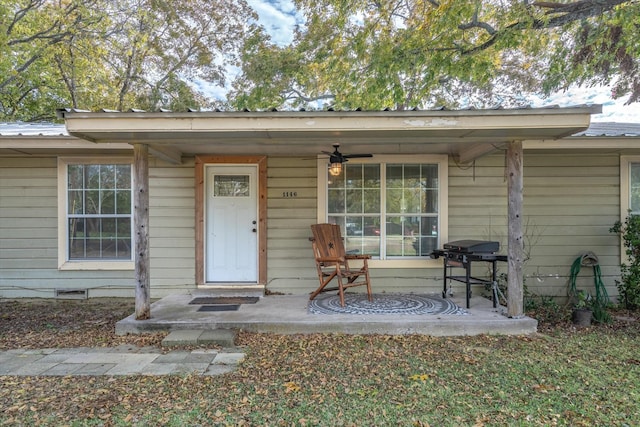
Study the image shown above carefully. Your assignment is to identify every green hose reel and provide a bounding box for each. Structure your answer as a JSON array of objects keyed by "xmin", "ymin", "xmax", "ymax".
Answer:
[{"xmin": 568, "ymin": 251, "xmax": 610, "ymax": 307}]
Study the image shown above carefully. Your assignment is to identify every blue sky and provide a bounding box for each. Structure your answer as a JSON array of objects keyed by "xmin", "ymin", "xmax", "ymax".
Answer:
[
  {"xmin": 247, "ymin": 0, "xmax": 303, "ymax": 46},
  {"xmin": 209, "ymin": 0, "xmax": 640, "ymax": 122}
]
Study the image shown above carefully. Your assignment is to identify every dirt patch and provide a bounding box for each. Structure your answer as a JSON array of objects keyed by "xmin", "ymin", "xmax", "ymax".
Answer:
[{"xmin": 0, "ymin": 298, "xmax": 166, "ymax": 349}]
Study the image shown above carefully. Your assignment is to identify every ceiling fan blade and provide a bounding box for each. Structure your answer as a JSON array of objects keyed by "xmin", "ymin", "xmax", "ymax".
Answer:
[
  {"xmin": 318, "ymin": 144, "xmax": 372, "ymax": 164},
  {"xmin": 343, "ymin": 153, "xmax": 373, "ymax": 159}
]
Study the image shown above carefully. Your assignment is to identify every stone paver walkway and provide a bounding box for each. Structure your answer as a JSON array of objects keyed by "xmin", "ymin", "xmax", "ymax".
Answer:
[{"xmin": 0, "ymin": 345, "xmax": 244, "ymax": 376}]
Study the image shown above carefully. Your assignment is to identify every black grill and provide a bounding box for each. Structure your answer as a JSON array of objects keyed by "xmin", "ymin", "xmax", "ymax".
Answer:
[
  {"xmin": 442, "ymin": 240, "xmax": 499, "ymax": 254},
  {"xmin": 432, "ymin": 240, "xmax": 507, "ymax": 309}
]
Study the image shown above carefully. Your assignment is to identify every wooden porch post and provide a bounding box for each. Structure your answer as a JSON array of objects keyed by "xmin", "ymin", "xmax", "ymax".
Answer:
[
  {"xmin": 506, "ymin": 141, "xmax": 524, "ymax": 317},
  {"xmin": 133, "ymin": 143, "xmax": 150, "ymax": 320}
]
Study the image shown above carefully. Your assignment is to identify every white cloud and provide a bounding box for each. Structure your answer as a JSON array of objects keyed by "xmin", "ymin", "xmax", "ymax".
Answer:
[
  {"xmin": 191, "ymin": 77, "xmax": 228, "ymax": 102},
  {"xmin": 247, "ymin": 0, "xmax": 302, "ymax": 46}
]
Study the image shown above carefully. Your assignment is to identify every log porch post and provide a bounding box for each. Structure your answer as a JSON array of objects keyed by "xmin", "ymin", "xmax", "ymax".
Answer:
[
  {"xmin": 506, "ymin": 141, "xmax": 524, "ymax": 317},
  {"xmin": 133, "ymin": 143, "xmax": 150, "ymax": 320}
]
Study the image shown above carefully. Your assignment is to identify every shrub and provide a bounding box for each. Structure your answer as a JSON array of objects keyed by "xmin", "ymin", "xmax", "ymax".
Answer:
[{"xmin": 610, "ymin": 214, "xmax": 640, "ymax": 310}]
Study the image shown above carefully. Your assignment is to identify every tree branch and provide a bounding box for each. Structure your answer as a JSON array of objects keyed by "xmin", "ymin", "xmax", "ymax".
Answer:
[
  {"xmin": 461, "ymin": 0, "xmax": 631, "ymax": 55},
  {"xmin": 458, "ymin": 10, "xmax": 497, "ymax": 35},
  {"xmin": 283, "ymin": 87, "xmax": 335, "ymax": 103},
  {"xmin": 6, "ymin": 0, "xmax": 44, "ymax": 36}
]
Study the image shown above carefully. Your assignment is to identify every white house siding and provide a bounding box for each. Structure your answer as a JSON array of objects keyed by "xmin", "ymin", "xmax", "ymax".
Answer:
[
  {"xmin": 0, "ymin": 156, "xmax": 196, "ymax": 299},
  {"xmin": 522, "ymin": 152, "xmax": 620, "ymax": 302},
  {"xmin": 1, "ymin": 157, "xmax": 58, "ymax": 298},
  {"xmin": 0, "ymin": 157, "xmax": 133, "ymax": 298},
  {"xmin": 265, "ymin": 157, "xmax": 319, "ymax": 294},
  {"xmin": 448, "ymin": 152, "xmax": 621, "ymax": 303},
  {"xmin": 147, "ymin": 157, "xmax": 196, "ymax": 297},
  {"xmin": 0, "ymin": 151, "xmax": 625, "ymax": 302}
]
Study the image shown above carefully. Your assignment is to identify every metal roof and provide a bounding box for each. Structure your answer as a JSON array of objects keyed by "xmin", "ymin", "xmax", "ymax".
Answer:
[
  {"xmin": 0, "ymin": 122, "xmax": 67, "ymax": 136},
  {"xmin": 4, "ymin": 107, "xmax": 640, "ymax": 162},
  {"xmin": 4, "ymin": 119, "xmax": 640, "ymax": 139},
  {"xmin": 3, "ymin": 103, "xmax": 638, "ymax": 139},
  {"xmin": 572, "ymin": 121, "xmax": 640, "ymax": 137}
]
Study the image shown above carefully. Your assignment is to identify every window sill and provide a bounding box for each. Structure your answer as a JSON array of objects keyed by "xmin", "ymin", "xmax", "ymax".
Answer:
[{"xmin": 58, "ymin": 261, "xmax": 134, "ymax": 271}]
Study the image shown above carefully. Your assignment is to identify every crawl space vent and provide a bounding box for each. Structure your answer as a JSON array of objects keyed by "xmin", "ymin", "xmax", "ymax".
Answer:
[{"xmin": 55, "ymin": 289, "xmax": 88, "ymax": 299}]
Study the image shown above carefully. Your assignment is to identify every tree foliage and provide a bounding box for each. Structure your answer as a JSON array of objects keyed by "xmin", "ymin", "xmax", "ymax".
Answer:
[
  {"xmin": 0, "ymin": 0, "xmax": 257, "ymax": 121},
  {"xmin": 229, "ymin": 0, "xmax": 640, "ymax": 111}
]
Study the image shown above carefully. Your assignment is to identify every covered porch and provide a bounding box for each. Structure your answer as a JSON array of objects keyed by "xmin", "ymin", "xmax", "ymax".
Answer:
[{"xmin": 57, "ymin": 105, "xmax": 600, "ymax": 323}]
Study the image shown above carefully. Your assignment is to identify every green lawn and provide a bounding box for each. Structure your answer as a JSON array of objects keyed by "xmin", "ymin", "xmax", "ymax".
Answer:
[{"xmin": 2, "ymin": 327, "xmax": 639, "ymax": 426}]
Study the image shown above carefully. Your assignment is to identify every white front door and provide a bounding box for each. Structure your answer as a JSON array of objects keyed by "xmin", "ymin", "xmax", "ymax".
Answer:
[{"xmin": 205, "ymin": 165, "xmax": 258, "ymax": 283}]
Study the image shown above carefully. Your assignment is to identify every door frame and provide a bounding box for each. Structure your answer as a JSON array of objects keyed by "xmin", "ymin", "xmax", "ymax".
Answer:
[{"xmin": 195, "ymin": 155, "xmax": 267, "ymax": 286}]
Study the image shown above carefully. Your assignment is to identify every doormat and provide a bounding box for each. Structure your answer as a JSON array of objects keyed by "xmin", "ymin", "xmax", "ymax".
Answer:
[
  {"xmin": 308, "ymin": 293, "xmax": 468, "ymax": 315},
  {"xmin": 197, "ymin": 305, "xmax": 240, "ymax": 312},
  {"xmin": 190, "ymin": 297, "xmax": 260, "ymax": 305}
]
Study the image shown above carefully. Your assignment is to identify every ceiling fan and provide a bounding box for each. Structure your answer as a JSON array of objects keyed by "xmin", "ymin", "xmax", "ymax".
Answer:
[{"xmin": 323, "ymin": 144, "xmax": 373, "ymax": 176}]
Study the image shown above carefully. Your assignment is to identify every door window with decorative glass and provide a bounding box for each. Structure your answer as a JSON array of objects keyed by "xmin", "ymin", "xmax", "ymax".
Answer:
[
  {"xmin": 328, "ymin": 162, "xmax": 439, "ymax": 258},
  {"xmin": 67, "ymin": 164, "xmax": 132, "ymax": 260}
]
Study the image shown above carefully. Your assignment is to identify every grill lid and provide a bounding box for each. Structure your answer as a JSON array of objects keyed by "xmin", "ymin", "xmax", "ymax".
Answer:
[{"xmin": 442, "ymin": 240, "xmax": 499, "ymax": 253}]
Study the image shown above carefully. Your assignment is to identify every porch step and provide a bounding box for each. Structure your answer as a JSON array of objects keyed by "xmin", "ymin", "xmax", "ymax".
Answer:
[{"xmin": 161, "ymin": 329, "xmax": 236, "ymax": 348}]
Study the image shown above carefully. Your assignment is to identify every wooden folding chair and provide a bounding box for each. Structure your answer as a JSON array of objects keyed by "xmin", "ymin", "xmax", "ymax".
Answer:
[{"xmin": 309, "ymin": 223, "xmax": 373, "ymax": 306}]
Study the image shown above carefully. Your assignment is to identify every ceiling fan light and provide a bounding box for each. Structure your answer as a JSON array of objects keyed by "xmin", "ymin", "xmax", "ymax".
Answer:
[{"xmin": 329, "ymin": 162, "xmax": 342, "ymax": 176}]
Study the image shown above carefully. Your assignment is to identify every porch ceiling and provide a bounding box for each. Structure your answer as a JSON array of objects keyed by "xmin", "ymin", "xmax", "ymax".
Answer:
[{"xmin": 58, "ymin": 105, "xmax": 600, "ymax": 163}]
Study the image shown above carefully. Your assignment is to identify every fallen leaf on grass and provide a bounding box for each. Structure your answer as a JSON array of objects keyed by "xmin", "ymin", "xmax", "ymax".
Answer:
[
  {"xmin": 284, "ymin": 381, "xmax": 301, "ymax": 393},
  {"xmin": 409, "ymin": 374, "xmax": 429, "ymax": 382}
]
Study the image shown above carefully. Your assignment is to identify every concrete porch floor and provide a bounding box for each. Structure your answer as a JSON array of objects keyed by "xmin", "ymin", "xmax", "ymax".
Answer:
[{"xmin": 116, "ymin": 292, "xmax": 538, "ymax": 336}]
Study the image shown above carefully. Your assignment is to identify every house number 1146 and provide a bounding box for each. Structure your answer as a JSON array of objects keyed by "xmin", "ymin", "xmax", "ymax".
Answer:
[{"xmin": 282, "ymin": 191, "xmax": 298, "ymax": 198}]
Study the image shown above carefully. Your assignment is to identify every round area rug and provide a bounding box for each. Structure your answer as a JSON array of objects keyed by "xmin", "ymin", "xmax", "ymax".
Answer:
[{"xmin": 308, "ymin": 293, "xmax": 468, "ymax": 315}]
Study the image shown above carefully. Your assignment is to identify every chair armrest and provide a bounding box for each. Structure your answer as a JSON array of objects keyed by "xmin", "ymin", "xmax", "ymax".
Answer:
[
  {"xmin": 316, "ymin": 256, "xmax": 345, "ymax": 263},
  {"xmin": 345, "ymin": 254, "xmax": 371, "ymax": 260}
]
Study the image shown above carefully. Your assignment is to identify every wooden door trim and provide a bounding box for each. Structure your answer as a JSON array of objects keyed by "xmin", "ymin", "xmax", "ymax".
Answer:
[{"xmin": 195, "ymin": 155, "xmax": 267, "ymax": 286}]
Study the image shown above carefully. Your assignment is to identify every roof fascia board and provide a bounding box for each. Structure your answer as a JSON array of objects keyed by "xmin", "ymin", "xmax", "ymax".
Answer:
[
  {"xmin": 0, "ymin": 135, "xmax": 131, "ymax": 150},
  {"xmin": 62, "ymin": 108, "xmax": 598, "ymax": 137},
  {"xmin": 524, "ymin": 136, "xmax": 640, "ymax": 150}
]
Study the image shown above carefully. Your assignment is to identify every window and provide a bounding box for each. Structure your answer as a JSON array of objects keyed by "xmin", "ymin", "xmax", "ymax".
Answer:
[
  {"xmin": 213, "ymin": 175, "xmax": 250, "ymax": 197},
  {"xmin": 621, "ymin": 156, "xmax": 640, "ymax": 216},
  {"xmin": 619, "ymin": 156, "xmax": 640, "ymax": 264},
  {"xmin": 319, "ymin": 155, "xmax": 448, "ymax": 264},
  {"xmin": 630, "ymin": 162, "xmax": 640, "ymax": 214},
  {"xmin": 58, "ymin": 158, "xmax": 134, "ymax": 270}
]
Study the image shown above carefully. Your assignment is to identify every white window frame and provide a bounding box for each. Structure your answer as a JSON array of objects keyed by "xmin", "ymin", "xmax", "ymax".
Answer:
[
  {"xmin": 317, "ymin": 154, "xmax": 448, "ymax": 268},
  {"xmin": 57, "ymin": 157, "xmax": 134, "ymax": 270},
  {"xmin": 619, "ymin": 156, "xmax": 640, "ymax": 264},
  {"xmin": 621, "ymin": 155, "xmax": 640, "ymax": 216}
]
